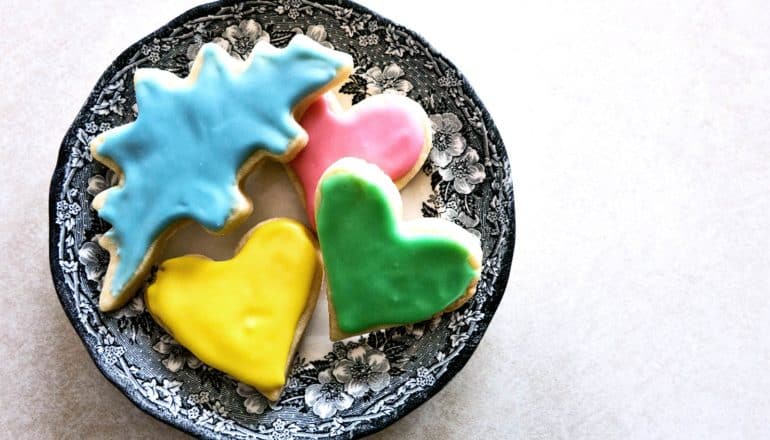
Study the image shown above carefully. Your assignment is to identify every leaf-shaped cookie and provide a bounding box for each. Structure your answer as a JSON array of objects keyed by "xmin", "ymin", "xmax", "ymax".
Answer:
[{"xmin": 91, "ymin": 36, "xmax": 352, "ymax": 311}]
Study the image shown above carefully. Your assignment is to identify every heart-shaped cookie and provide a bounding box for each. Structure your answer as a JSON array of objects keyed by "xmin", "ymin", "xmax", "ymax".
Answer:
[
  {"xmin": 315, "ymin": 158, "xmax": 482, "ymax": 340},
  {"xmin": 290, "ymin": 92, "xmax": 431, "ymax": 228},
  {"xmin": 145, "ymin": 218, "xmax": 322, "ymax": 400}
]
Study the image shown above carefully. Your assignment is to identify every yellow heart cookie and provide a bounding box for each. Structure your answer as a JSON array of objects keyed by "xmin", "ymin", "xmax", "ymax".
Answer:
[{"xmin": 145, "ymin": 218, "xmax": 322, "ymax": 401}]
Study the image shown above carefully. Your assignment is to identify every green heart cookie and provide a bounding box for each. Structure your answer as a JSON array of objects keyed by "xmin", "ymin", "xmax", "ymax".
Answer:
[{"xmin": 316, "ymin": 158, "xmax": 482, "ymax": 338}]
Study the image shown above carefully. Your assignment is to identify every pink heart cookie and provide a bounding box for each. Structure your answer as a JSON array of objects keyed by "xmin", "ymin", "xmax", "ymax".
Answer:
[{"xmin": 290, "ymin": 92, "xmax": 431, "ymax": 228}]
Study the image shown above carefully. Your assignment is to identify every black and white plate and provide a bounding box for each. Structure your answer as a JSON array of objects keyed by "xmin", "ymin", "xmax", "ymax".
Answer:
[{"xmin": 48, "ymin": 1, "xmax": 515, "ymax": 438}]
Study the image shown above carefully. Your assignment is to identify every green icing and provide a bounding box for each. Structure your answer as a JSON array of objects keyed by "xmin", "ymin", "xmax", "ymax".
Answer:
[{"xmin": 316, "ymin": 171, "xmax": 478, "ymax": 334}]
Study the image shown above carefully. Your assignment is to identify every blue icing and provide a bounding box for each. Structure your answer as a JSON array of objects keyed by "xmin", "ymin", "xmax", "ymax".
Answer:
[{"xmin": 95, "ymin": 36, "xmax": 351, "ymax": 296}]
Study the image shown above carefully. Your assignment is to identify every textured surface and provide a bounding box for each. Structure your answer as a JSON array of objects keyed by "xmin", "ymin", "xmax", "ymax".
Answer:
[{"xmin": 2, "ymin": 1, "xmax": 770, "ymax": 439}]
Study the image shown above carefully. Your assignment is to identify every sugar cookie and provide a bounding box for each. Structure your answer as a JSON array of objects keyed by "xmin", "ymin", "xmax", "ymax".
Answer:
[
  {"xmin": 145, "ymin": 218, "xmax": 322, "ymax": 401},
  {"xmin": 289, "ymin": 92, "xmax": 431, "ymax": 228},
  {"xmin": 315, "ymin": 158, "xmax": 482, "ymax": 340},
  {"xmin": 91, "ymin": 36, "xmax": 352, "ymax": 311}
]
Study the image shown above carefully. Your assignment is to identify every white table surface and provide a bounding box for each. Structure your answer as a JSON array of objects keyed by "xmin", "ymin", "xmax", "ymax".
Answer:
[{"xmin": 2, "ymin": 0, "xmax": 769, "ymax": 438}]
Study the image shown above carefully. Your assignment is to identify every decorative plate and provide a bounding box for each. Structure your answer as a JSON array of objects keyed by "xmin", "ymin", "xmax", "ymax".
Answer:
[{"xmin": 48, "ymin": 0, "xmax": 515, "ymax": 438}]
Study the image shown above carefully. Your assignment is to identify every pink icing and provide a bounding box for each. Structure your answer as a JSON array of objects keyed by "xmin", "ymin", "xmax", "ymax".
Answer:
[{"xmin": 291, "ymin": 93, "xmax": 427, "ymax": 229}]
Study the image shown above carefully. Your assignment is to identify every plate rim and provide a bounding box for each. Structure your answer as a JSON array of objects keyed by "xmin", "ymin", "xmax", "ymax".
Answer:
[{"xmin": 48, "ymin": 0, "xmax": 516, "ymax": 438}]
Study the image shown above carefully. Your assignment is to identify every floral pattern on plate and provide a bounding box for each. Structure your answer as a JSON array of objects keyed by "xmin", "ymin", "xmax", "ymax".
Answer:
[{"xmin": 49, "ymin": 1, "xmax": 515, "ymax": 438}]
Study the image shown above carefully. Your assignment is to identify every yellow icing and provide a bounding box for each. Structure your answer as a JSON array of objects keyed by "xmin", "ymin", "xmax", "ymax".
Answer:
[{"xmin": 145, "ymin": 219, "xmax": 320, "ymax": 400}]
